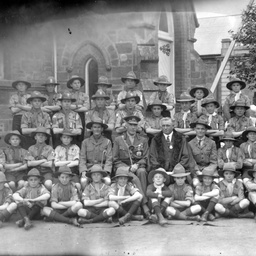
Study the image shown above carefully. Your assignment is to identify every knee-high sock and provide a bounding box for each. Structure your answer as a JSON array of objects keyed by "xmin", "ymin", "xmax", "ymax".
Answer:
[
  {"xmin": 92, "ymin": 211, "xmax": 109, "ymax": 223},
  {"xmin": 49, "ymin": 210, "xmax": 73, "ymax": 224},
  {"xmin": 0, "ymin": 209, "xmax": 11, "ymax": 221},
  {"xmin": 173, "ymin": 209, "xmax": 187, "ymax": 220},
  {"xmin": 62, "ymin": 207, "xmax": 76, "ymax": 218},
  {"xmin": 128, "ymin": 200, "xmax": 141, "ymax": 216},
  {"xmin": 28, "ymin": 204, "xmax": 41, "ymax": 220}
]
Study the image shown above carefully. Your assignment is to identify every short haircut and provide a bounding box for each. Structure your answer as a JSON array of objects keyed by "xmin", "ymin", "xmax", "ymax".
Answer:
[{"xmin": 160, "ymin": 117, "xmax": 173, "ymax": 127}]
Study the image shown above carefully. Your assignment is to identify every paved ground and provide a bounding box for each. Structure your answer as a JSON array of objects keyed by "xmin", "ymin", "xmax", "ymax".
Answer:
[{"xmin": 0, "ymin": 218, "xmax": 255, "ymax": 256}]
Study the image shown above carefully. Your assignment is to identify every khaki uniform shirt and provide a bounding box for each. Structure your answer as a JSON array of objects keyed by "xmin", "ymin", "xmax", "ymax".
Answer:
[
  {"xmin": 173, "ymin": 111, "xmax": 197, "ymax": 128},
  {"xmin": 218, "ymin": 146, "xmax": 244, "ymax": 169},
  {"xmin": 86, "ymin": 107, "xmax": 115, "ymax": 127},
  {"xmin": 9, "ymin": 92, "xmax": 31, "ymax": 116},
  {"xmin": 21, "ymin": 109, "xmax": 51, "ymax": 129},
  {"xmin": 52, "ymin": 110, "xmax": 82, "ymax": 129},
  {"xmin": 149, "ymin": 91, "xmax": 175, "ymax": 109},
  {"xmin": 227, "ymin": 116, "xmax": 253, "ymax": 132},
  {"xmin": 82, "ymin": 183, "xmax": 110, "ymax": 201}
]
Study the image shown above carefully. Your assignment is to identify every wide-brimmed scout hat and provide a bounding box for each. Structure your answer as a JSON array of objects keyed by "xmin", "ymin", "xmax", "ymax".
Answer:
[
  {"xmin": 12, "ymin": 80, "xmax": 31, "ymax": 90},
  {"xmin": 86, "ymin": 117, "xmax": 108, "ymax": 130},
  {"xmin": 242, "ymin": 126, "xmax": 256, "ymax": 141},
  {"xmin": 24, "ymin": 168, "xmax": 44, "ymax": 181},
  {"xmin": 148, "ymin": 168, "xmax": 170, "ymax": 184},
  {"xmin": 95, "ymin": 76, "xmax": 112, "ymax": 88},
  {"xmin": 41, "ymin": 76, "xmax": 59, "ymax": 86},
  {"xmin": 201, "ymin": 96, "xmax": 220, "ymax": 108},
  {"xmin": 248, "ymin": 164, "xmax": 256, "ymax": 178},
  {"xmin": 0, "ymin": 172, "xmax": 7, "ymax": 183},
  {"xmin": 86, "ymin": 164, "xmax": 108, "ymax": 178},
  {"xmin": 91, "ymin": 89, "xmax": 110, "ymax": 100},
  {"xmin": 218, "ymin": 162, "xmax": 240, "ymax": 178},
  {"xmin": 220, "ymin": 131, "xmax": 236, "ymax": 142},
  {"xmin": 121, "ymin": 71, "xmax": 140, "ymax": 84},
  {"xmin": 198, "ymin": 166, "xmax": 218, "ymax": 180},
  {"xmin": 153, "ymin": 75, "xmax": 172, "ymax": 86},
  {"xmin": 229, "ymin": 99, "xmax": 250, "ymax": 111},
  {"xmin": 60, "ymin": 128, "xmax": 77, "ymax": 137},
  {"xmin": 120, "ymin": 92, "xmax": 140, "ymax": 104},
  {"xmin": 189, "ymin": 85, "xmax": 209, "ymax": 98},
  {"xmin": 226, "ymin": 78, "xmax": 246, "ymax": 90},
  {"xmin": 113, "ymin": 166, "xmax": 133, "ymax": 182},
  {"xmin": 4, "ymin": 130, "xmax": 25, "ymax": 145},
  {"xmin": 26, "ymin": 91, "xmax": 47, "ymax": 104},
  {"xmin": 54, "ymin": 165, "xmax": 75, "ymax": 178},
  {"xmin": 170, "ymin": 163, "xmax": 190, "ymax": 177},
  {"xmin": 123, "ymin": 115, "xmax": 141, "ymax": 125},
  {"xmin": 67, "ymin": 75, "xmax": 85, "ymax": 89},
  {"xmin": 176, "ymin": 92, "xmax": 195, "ymax": 103},
  {"xmin": 31, "ymin": 127, "xmax": 51, "ymax": 139},
  {"xmin": 59, "ymin": 91, "xmax": 76, "ymax": 102},
  {"xmin": 146, "ymin": 99, "xmax": 167, "ymax": 111},
  {"xmin": 190, "ymin": 115, "xmax": 212, "ymax": 130}
]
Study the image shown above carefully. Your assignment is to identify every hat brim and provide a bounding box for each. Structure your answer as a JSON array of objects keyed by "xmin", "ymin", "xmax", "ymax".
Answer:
[
  {"xmin": 148, "ymin": 170, "xmax": 170, "ymax": 184},
  {"xmin": 123, "ymin": 116, "xmax": 141, "ymax": 124},
  {"xmin": 112, "ymin": 174, "xmax": 133, "ymax": 182},
  {"xmin": 92, "ymin": 95, "xmax": 110, "ymax": 100},
  {"xmin": 60, "ymin": 132, "xmax": 76, "ymax": 137},
  {"xmin": 197, "ymin": 174, "xmax": 219, "ymax": 180},
  {"xmin": 120, "ymin": 96, "xmax": 140, "ymax": 104},
  {"xmin": 67, "ymin": 77, "xmax": 85, "ymax": 88},
  {"xmin": 153, "ymin": 81, "xmax": 172, "ymax": 86},
  {"xmin": 95, "ymin": 82, "xmax": 112, "ymax": 88},
  {"xmin": 4, "ymin": 133, "xmax": 25, "ymax": 145},
  {"xmin": 121, "ymin": 77, "xmax": 140, "ymax": 84},
  {"xmin": 86, "ymin": 122, "xmax": 108, "ymax": 130},
  {"xmin": 170, "ymin": 172, "xmax": 191, "ymax": 178},
  {"xmin": 23, "ymin": 174, "xmax": 44, "ymax": 181},
  {"xmin": 226, "ymin": 80, "xmax": 246, "ymax": 90},
  {"xmin": 54, "ymin": 171, "xmax": 75, "ymax": 178},
  {"xmin": 27, "ymin": 96, "xmax": 46, "ymax": 104},
  {"xmin": 190, "ymin": 122, "xmax": 212, "ymax": 130},
  {"xmin": 218, "ymin": 169, "xmax": 240, "ymax": 178},
  {"xmin": 146, "ymin": 104, "xmax": 167, "ymax": 111},
  {"xmin": 86, "ymin": 170, "xmax": 108, "ymax": 178},
  {"xmin": 176, "ymin": 99, "xmax": 195, "ymax": 103},
  {"xmin": 201, "ymin": 101, "xmax": 220, "ymax": 108},
  {"xmin": 59, "ymin": 98, "xmax": 76, "ymax": 102},
  {"xmin": 230, "ymin": 105, "xmax": 250, "ymax": 110},
  {"xmin": 41, "ymin": 83, "xmax": 59, "ymax": 86},
  {"xmin": 12, "ymin": 81, "xmax": 31, "ymax": 89},
  {"xmin": 242, "ymin": 130, "xmax": 256, "ymax": 141},
  {"xmin": 31, "ymin": 131, "xmax": 51, "ymax": 139},
  {"xmin": 219, "ymin": 138, "xmax": 236, "ymax": 142},
  {"xmin": 189, "ymin": 87, "xmax": 209, "ymax": 98}
]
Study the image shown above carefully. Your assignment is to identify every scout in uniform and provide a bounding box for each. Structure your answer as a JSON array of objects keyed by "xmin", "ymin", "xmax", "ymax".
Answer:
[
  {"xmin": 148, "ymin": 75, "xmax": 174, "ymax": 117},
  {"xmin": 188, "ymin": 116, "xmax": 218, "ymax": 187},
  {"xmin": 194, "ymin": 166, "xmax": 220, "ymax": 222},
  {"xmin": 240, "ymin": 126, "xmax": 256, "ymax": 179},
  {"xmin": 215, "ymin": 162, "xmax": 252, "ymax": 218},
  {"xmin": 117, "ymin": 71, "xmax": 144, "ymax": 110},
  {"xmin": 108, "ymin": 166, "xmax": 144, "ymax": 225},
  {"xmin": 26, "ymin": 127, "xmax": 54, "ymax": 191},
  {"xmin": 78, "ymin": 165, "xmax": 115, "ymax": 224},
  {"xmin": 41, "ymin": 166, "xmax": 82, "ymax": 227},
  {"xmin": 79, "ymin": 118, "xmax": 112, "ymax": 190},
  {"xmin": 115, "ymin": 92, "xmax": 145, "ymax": 135},
  {"xmin": 54, "ymin": 128, "xmax": 81, "ymax": 191},
  {"xmin": 52, "ymin": 91, "xmax": 82, "ymax": 148},
  {"xmin": 223, "ymin": 78, "xmax": 251, "ymax": 122},
  {"xmin": 21, "ymin": 91, "xmax": 51, "ymax": 149},
  {"xmin": 189, "ymin": 85, "xmax": 209, "ymax": 117},
  {"xmin": 91, "ymin": 76, "xmax": 116, "ymax": 110},
  {"xmin": 113, "ymin": 115, "xmax": 150, "ymax": 217},
  {"xmin": 0, "ymin": 173, "xmax": 17, "ymax": 228},
  {"xmin": 166, "ymin": 163, "xmax": 201, "ymax": 221},
  {"xmin": 9, "ymin": 80, "xmax": 31, "ymax": 132},
  {"xmin": 146, "ymin": 168, "xmax": 172, "ymax": 226},
  {"xmin": 13, "ymin": 168, "xmax": 50, "ymax": 230},
  {"xmin": 85, "ymin": 89, "xmax": 115, "ymax": 142},
  {"xmin": 3, "ymin": 130, "xmax": 28, "ymax": 191}
]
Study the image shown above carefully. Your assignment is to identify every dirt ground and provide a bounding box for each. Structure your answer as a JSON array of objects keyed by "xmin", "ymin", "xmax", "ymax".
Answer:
[{"xmin": 0, "ymin": 218, "xmax": 255, "ymax": 256}]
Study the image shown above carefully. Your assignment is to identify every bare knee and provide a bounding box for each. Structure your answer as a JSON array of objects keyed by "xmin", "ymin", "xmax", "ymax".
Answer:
[
  {"xmin": 103, "ymin": 176, "xmax": 111, "ymax": 186},
  {"xmin": 44, "ymin": 180, "xmax": 52, "ymax": 191},
  {"xmin": 191, "ymin": 205, "xmax": 201, "ymax": 214},
  {"xmin": 166, "ymin": 206, "xmax": 176, "ymax": 216},
  {"xmin": 78, "ymin": 209, "xmax": 88, "ymax": 217},
  {"xmin": 9, "ymin": 181, "xmax": 15, "ymax": 190},
  {"xmin": 80, "ymin": 177, "xmax": 88, "ymax": 190},
  {"xmin": 42, "ymin": 207, "xmax": 52, "ymax": 216},
  {"xmin": 17, "ymin": 180, "xmax": 25, "ymax": 189},
  {"xmin": 72, "ymin": 202, "xmax": 83, "ymax": 212},
  {"xmin": 215, "ymin": 203, "xmax": 223, "ymax": 212},
  {"xmin": 106, "ymin": 207, "xmax": 115, "ymax": 216},
  {"xmin": 8, "ymin": 202, "xmax": 17, "ymax": 212}
]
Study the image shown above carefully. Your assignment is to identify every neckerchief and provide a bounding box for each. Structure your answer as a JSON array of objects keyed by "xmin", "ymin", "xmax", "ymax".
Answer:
[
  {"xmin": 158, "ymin": 91, "xmax": 167, "ymax": 102},
  {"xmin": 153, "ymin": 183, "xmax": 164, "ymax": 193},
  {"xmin": 222, "ymin": 179, "xmax": 236, "ymax": 197},
  {"xmin": 35, "ymin": 142, "xmax": 46, "ymax": 160},
  {"xmin": 197, "ymin": 99, "xmax": 202, "ymax": 116},
  {"xmin": 31, "ymin": 108, "xmax": 43, "ymax": 127},
  {"xmin": 18, "ymin": 91, "xmax": 26, "ymax": 104},
  {"xmin": 61, "ymin": 108, "xmax": 72, "ymax": 128},
  {"xmin": 225, "ymin": 146, "xmax": 234, "ymax": 162},
  {"xmin": 57, "ymin": 181, "xmax": 72, "ymax": 202},
  {"xmin": 182, "ymin": 110, "xmax": 190, "ymax": 128},
  {"xmin": 28, "ymin": 184, "xmax": 41, "ymax": 199},
  {"xmin": 117, "ymin": 184, "xmax": 126, "ymax": 197},
  {"xmin": 248, "ymin": 141, "xmax": 256, "ymax": 158},
  {"xmin": 234, "ymin": 91, "xmax": 241, "ymax": 102},
  {"xmin": 61, "ymin": 144, "xmax": 71, "ymax": 160},
  {"xmin": 206, "ymin": 112, "xmax": 217, "ymax": 126},
  {"xmin": 8, "ymin": 146, "xmax": 22, "ymax": 163}
]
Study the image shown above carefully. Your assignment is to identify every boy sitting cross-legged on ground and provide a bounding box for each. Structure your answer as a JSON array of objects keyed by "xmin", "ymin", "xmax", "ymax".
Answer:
[
  {"xmin": 108, "ymin": 166, "xmax": 144, "ymax": 225},
  {"xmin": 78, "ymin": 165, "xmax": 116, "ymax": 224},
  {"xmin": 13, "ymin": 168, "xmax": 50, "ymax": 230}
]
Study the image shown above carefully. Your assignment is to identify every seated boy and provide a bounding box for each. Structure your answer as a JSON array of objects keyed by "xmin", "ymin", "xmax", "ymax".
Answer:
[
  {"xmin": 78, "ymin": 165, "xmax": 116, "ymax": 224},
  {"xmin": 166, "ymin": 163, "xmax": 201, "ymax": 221},
  {"xmin": 146, "ymin": 168, "xmax": 172, "ymax": 226},
  {"xmin": 13, "ymin": 168, "xmax": 50, "ymax": 230},
  {"xmin": 41, "ymin": 165, "xmax": 82, "ymax": 227},
  {"xmin": 108, "ymin": 166, "xmax": 143, "ymax": 225}
]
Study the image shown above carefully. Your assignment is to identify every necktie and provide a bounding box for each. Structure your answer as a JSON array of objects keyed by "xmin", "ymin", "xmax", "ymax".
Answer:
[
  {"xmin": 226, "ymin": 147, "xmax": 232, "ymax": 162},
  {"xmin": 199, "ymin": 139, "xmax": 202, "ymax": 147}
]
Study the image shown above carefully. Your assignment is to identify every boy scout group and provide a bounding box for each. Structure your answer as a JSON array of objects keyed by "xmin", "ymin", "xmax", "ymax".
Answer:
[{"xmin": 1, "ymin": 72, "xmax": 256, "ymax": 230}]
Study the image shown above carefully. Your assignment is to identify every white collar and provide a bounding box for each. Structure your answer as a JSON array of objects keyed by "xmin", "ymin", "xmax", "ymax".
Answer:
[
  {"xmin": 164, "ymin": 132, "xmax": 173, "ymax": 140},
  {"xmin": 206, "ymin": 112, "xmax": 217, "ymax": 116},
  {"xmin": 197, "ymin": 136, "xmax": 205, "ymax": 141}
]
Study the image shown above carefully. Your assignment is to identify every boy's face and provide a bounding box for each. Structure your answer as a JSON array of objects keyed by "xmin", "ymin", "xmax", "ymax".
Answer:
[
  {"xmin": 98, "ymin": 85, "xmax": 108, "ymax": 91},
  {"xmin": 234, "ymin": 106, "xmax": 246, "ymax": 117},
  {"xmin": 0, "ymin": 182, "xmax": 5, "ymax": 190},
  {"xmin": 31, "ymin": 98, "xmax": 43, "ymax": 109},
  {"xmin": 46, "ymin": 84, "xmax": 55, "ymax": 93},
  {"xmin": 157, "ymin": 83, "xmax": 168, "ymax": 92},
  {"xmin": 174, "ymin": 176, "xmax": 186, "ymax": 186},
  {"xmin": 16, "ymin": 82, "xmax": 27, "ymax": 92},
  {"xmin": 152, "ymin": 106, "xmax": 163, "ymax": 117},
  {"xmin": 125, "ymin": 79, "xmax": 136, "ymax": 89},
  {"xmin": 153, "ymin": 173, "xmax": 165, "ymax": 186},
  {"xmin": 62, "ymin": 99, "xmax": 72, "ymax": 110},
  {"xmin": 195, "ymin": 124, "xmax": 206, "ymax": 138},
  {"xmin": 91, "ymin": 124, "xmax": 103, "ymax": 136},
  {"xmin": 28, "ymin": 176, "xmax": 40, "ymax": 188},
  {"xmin": 205, "ymin": 103, "xmax": 216, "ymax": 114},
  {"xmin": 180, "ymin": 102, "xmax": 191, "ymax": 112},
  {"xmin": 95, "ymin": 98, "xmax": 106, "ymax": 108},
  {"xmin": 161, "ymin": 120, "xmax": 173, "ymax": 135},
  {"xmin": 126, "ymin": 123, "xmax": 137, "ymax": 136},
  {"xmin": 224, "ymin": 140, "xmax": 234, "ymax": 148},
  {"xmin": 35, "ymin": 133, "xmax": 47, "ymax": 143},
  {"xmin": 71, "ymin": 79, "xmax": 81, "ymax": 91},
  {"xmin": 61, "ymin": 135, "xmax": 72, "ymax": 146},
  {"xmin": 125, "ymin": 98, "xmax": 136, "ymax": 109},
  {"xmin": 91, "ymin": 172, "xmax": 103, "ymax": 183},
  {"xmin": 231, "ymin": 83, "xmax": 241, "ymax": 93},
  {"xmin": 58, "ymin": 173, "xmax": 71, "ymax": 185},
  {"xmin": 117, "ymin": 176, "xmax": 129, "ymax": 187},
  {"xmin": 223, "ymin": 171, "xmax": 235, "ymax": 182},
  {"xmin": 9, "ymin": 135, "xmax": 21, "ymax": 147},
  {"xmin": 247, "ymin": 132, "xmax": 256, "ymax": 142},
  {"xmin": 194, "ymin": 89, "xmax": 204, "ymax": 100},
  {"xmin": 203, "ymin": 176, "xmax": 213, "ymax": 186}
]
